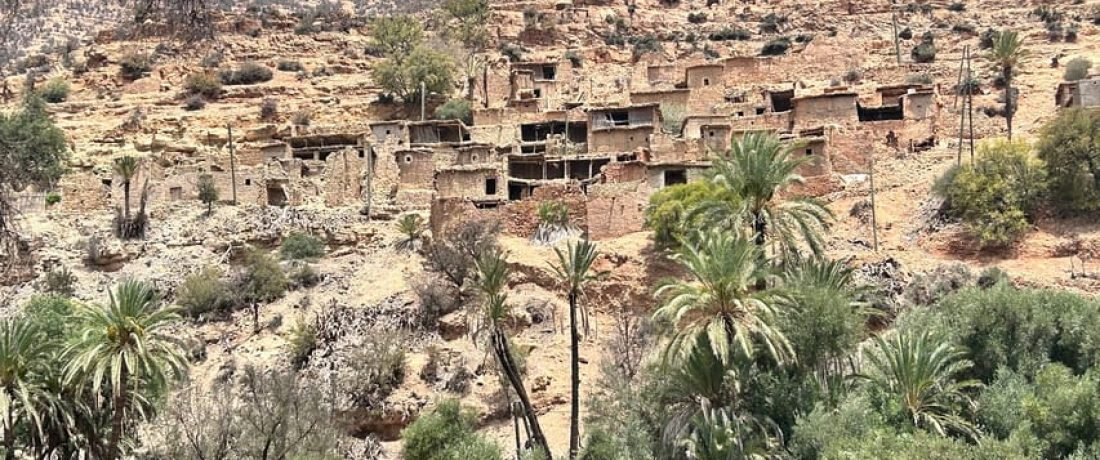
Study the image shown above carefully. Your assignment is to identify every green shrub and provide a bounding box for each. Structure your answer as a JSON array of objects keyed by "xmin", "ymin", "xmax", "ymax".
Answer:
[
  {"xmin": 499, "ymin": 43, "xmax": 526, "ymax": 62},
  {"xmin": 45, "ymin": 192, "xmax": 61, "ymax": 206},
  {"xmin": 198, "ymin": 173, "xmax": 218, "ymax": 215},
  {"xmin": 260, "ymin": 98, "xmax": 278, "ymax": 120},
  {"xmin": 119, "ymin": 52, "xmax": 152, "ymax": 80},
  {"xmin": 952, "ymin": 23, "xmax": 976, "ymax": 35},
  {"xmin": 904, "ymin": 262, "xmax": 973, "ymax": 306},
  {"xmin": 237, "ymin": 250, "xmax": 288, "ymax": 304},
  {"xmin": 39, "ymin": 78, "xmax": 70, "ymax": 103},
  {"xmin": 709, "ymin": 27, "xmax": 751, "ymax": 41},
  {"xmin": 21, "ymin": 295, "xmax": 75, "ymax": 338},
  {"xmin": 184, "ymin": 72, "xmax": 222, "ymax": 99},
  {"xmin": 906, "ymin": 72, "xmax": 933, "ymax": 85},
  {"xmin": 369, "ymin": 15, "xmax": 424, "ymax": 57},
  {"xmin": 403, "ymin": 399, "xmax": 502, "ymax": 460},
  {"xmin": 1064, "ymin": 57, "xmax": 1091, "ymax": 81},
  {"xmin": 200, "ymin": 50, "xmax": 223, "ymax": 68},
  {"xmin": 843, "ymin": 68, "xmax": 862, "ymax": 83},
  {"xmin": 177, "ymin": 267, "xmax": 234, "ymax": 318},
  {"xmin": 280, "ymin": 233, "xmax": 325, "ymax": 260},
  {"xmin": 276, "ymin": 59, "xmax": 303, "ymax": 72},
  {"xmin": 760, "ymin": 37, "xmax": 791, "ymax": 56},
  {"xmin": 287, "ymin": 314, "xmax": 317, "ymax": 368},
  {"xmin": 372, "ymin": 46, "xmax": 456, "ymax": 101},
  {"xmin": 898, "ymin": 27, "xmax": 913, "ymax": 40},
  {"xmin": 219, "ymin": 62, "xmax": 273, "ymax": 85},
  {"xmin": 644, "ymin": 180, "xmax": 717, "ymax": 246},
  {"xmin": 941, "ymin": 140, "xmax": 1045, "ymax": 247},
  {"xmin": 292, "ymin": 110, "xmax": 311, "ymax": 126},
  {"xmin": 630, "ymin": 35, "xmax": 661, "ymax": 58},
  {"xmin": 948, "ymin": 2, "xmax": 966, "ymax": 11},
  {"xmin": 339, "ymin": 330, "xmax": 407, "ymax": 406},
  {"xmin": 687, "ymin": 12, "xmax": 707, "ymax": 24},
  {"xmin": 434, "ymin": 99, "xmax": 472, "ymax": 125},
  {"xmin": 537, "ymin": 200, "xmax": 569, "ymax": 227},
  {"xmin": 565, "ymin": 50, "xmax": 582, "ymax": 67},
  {"xmin": 979, "ymin": 28, "xmax": 1000, "ymax": 49},
  {"xmin": 1036, "ymin": 109, "xmax": 1100, "ymax": 213},
  {"xmin": 911, "ymin": 34, "xmax": 936, "ymax": 63}
]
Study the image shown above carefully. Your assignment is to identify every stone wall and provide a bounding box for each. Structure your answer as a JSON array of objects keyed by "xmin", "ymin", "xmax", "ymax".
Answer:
[
  {"xmin": 589, "ymin": 127, "xmax": 652, "ymax": 154},
  {"xmin": 586, "ymin": 182, "xmax": 649, "ymax": 240},
  {"xmin": 793, "ymin": 94, "xmax": 859, "ymax": 129},
  {"xmin": 436, "ymin": 168, "xmax": 502, "ymax": 200},
  {"xmin": 501, "ymin": 183, "xmax": 587, "ymax": 237}
]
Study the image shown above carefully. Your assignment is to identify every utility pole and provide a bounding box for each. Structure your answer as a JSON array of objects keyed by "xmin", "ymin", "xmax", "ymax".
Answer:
[
  {"xmin": 955, "ymin": 46, "xmax": 975, "ymax": 165},
  {"xmin": 420, "ymin": 81, "xmax": 426, "ymax": 121},
  {"xmin": 869, "ymin": 150, "xmax": 879, "ymax": 252},
  {"xmin": 227, "ymin": 124, "xmax": 238, "ymax": 205},
  {"xmin": 892, "ymin": 12, "xmax": 902, "ymax": 65}
]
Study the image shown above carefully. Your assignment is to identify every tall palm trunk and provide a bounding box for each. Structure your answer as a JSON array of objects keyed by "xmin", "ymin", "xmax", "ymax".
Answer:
[
  {"xmin": 568, "ymin": 290, "xmax": 580, "ymax": 459},
  {"xmin": 108, "ymin": 364, "xmax": 128, "ymax": 460},
  {"xmin": 122, "ymin": 180, "xmax": 132, "ymax": 223},
  {"xmin": 5, "ymin": 402, "xmax": 14, "ymax": 460},
  {"xmin": 752, "ymin": 210, "xmax": 767, "ymax": 290},
  {"xmin": 493, "ymin": 328, "xmax": 552, "ymax": 458},
  {"xmin": 1004, "ymin": 65, "xmax": 1014, "ymax": 140}
]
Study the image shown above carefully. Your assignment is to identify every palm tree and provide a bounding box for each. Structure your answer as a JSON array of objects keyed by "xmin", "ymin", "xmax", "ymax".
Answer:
[
  {"xmin": 653, "ymin": 229, "xmax": 793, "ymax": 366},
  {"xmin": 861, "ymin": 331, "xmax": 981, "ymax": 440},
  {"xmin": 395, "ymin": 213, "xmax": 426, "ymax": 251},
  {"xmin": 680, "ymin": 401, "xmax": 785, "ymax": 460},
  {"xmin": 990, "ymin": 31, "xmax": 1025, "ymax": 139},
  {"xmin": 472, "ymin": 250, "xmax": 552, "ymax": 458},
  {"xmin": 64, "ymin": 280, "xmax": 187, "ymax": 460},
  {"xmin": 695, "ymin": 132, "xmax": 832, "ymax": 261},
  {"xmin": 550, "ymin": 239, "xmax": 600, "ymax": 460},
  {"xmin": 0, "ymin": 319, "xmax": 52, "ymax": 460},
  {"xmin": 112, "ymin": 156, "xmax": 140, "ymax": 223}
]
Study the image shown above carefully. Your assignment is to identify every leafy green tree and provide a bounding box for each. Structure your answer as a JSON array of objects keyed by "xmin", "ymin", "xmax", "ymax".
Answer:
[
  {"xmin": 990, "ymin": 30, "xmax": 1026, "ymax": 139},
  {"xmin": 237, "ymin": 250, "xmax": 288, "ymax": 333},
  {"xmin": 779, "ymin": 258, "xmax": 869, "ymax": 379},
  {"xmin": 550, "ymin": 240, "xmax": 601, "ymax": 459},
  {"xmin": 64, "ymin": 280, "xmax": 186, "ymax": 460},
  {"xmin": 279, "ymin": 232, "xmax": 325, "ymax": 260},
  {"xmin": 197, "ymin": 173, "xmax": 218, "ymax": 216},
  {"xmin": 696, "ymin": 132, "xmax": 832, "ymax": 261},
  {"xmin": 1064, "ymin": 57, "xmax": 1092, "ymax": 81},
  {"xmin": 372, "ymin": 46, "xmax": 456, "ymax": 102},
  {"xmin": 370, "ymin": 16, "xmax": 423, "ymax": 57},
  {"xmin": 861, "ymin": 331, "xmax": 981, "ymax": 440},
  {"xmin": 1036, "ymin": 108, "xmax": 1100, "ymax": 213},
  {"xmin": 434, "ymin": 98, "xmax": 472, "ymax": 124},
  {"xmin": 442, "ymin": 0, "xmax": 490, "ymax": 49},
  {"xmin": 653, "ymin": 228, "xmax": 792, "ymax": 365},
  {"xmin": 0, "ymin": 95, "xmax": 67, "ymax": 263},
  {"xmin": 471, "ymin": 250, "xmax": 552, "ymax": 458},
  {"xmin": 940, "ymin": 139, "xmax": 1045, "ymax": 248}
]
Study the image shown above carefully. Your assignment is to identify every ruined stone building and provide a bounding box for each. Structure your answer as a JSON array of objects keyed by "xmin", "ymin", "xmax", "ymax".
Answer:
[{"xmin": 49, "ymin": 52, "xmax": 944, "ymax": 242}]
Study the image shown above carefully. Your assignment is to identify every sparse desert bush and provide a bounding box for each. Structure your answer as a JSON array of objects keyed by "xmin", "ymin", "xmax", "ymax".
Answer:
[
  {"xmin": 760, "ymin": 37, "xmax": 791, "ymax": 56},
  {"xmin": 979, "ymin": 28, "xmax": 999, "ymax": 49},
  {"xmin": 276, "ymin": 59, "xmax": 303, "ymax": 72},
  {"xmin": 500, "ymin": 43, "xmax": 526, "ymax": 62},
  {"xmin": 413, "ymin": 274, "xmax": 460, "ymax": 326},
  {"xmin": 709, "ymin": 27, "xmax": 751, "ymax": 41},
  {"xmin": 39, "ymin": 266, "xmax": 76, "ymax": 297},
  {"xmin": 39, "ymin": 77, "xmax": 70, "ymax": 103},
  {"xmin": 198, "ymin": 173, "xmax": 218, "ymax": 215},
  {"xmin": 434, "ymin": 99, "xmax": 473, "ymax": 125},
  {"xmin": 898, "ymin": 27, "xmax": 913, "ymax": 40},
  {"xmin": 339, "ymin": 330, "xmax": 407, "ymax": 407},
  {"xmin": 907, "ymin": 72, "xmax": 933, "ymax": 85},
  {"xmin": 177, "ymin": 267, "xmax": 234, "ymax": 318},
  {"xmin": 396, "ymin": 213, "xmax": 427, "ymax": 251},
  {"xmin": 45, "ymin": 192, "xmax": 61, "ymax": 206},
  {"xmin": 287, "ymin": 314, "xmax": 318, "ymax": 368},
  {"xmin": 260, "ymin": 97, "xmax": 278, "ymax": 120},
  {"xmin": 948, "ymin": 2, "xmax": 966, "ymax": 12},
  {"xmin": 911, "ymin": 32, "xmax": 936, "ymax": 62},
  {"xmin": 119, "ymin": 52, "xmax": 152, "ymax": 80},
  {"xmin": 425, "ymin": 219, "xmax": 500, "ymax": 291},
  {"xmin": 842, "ymin": 68, "xmax": 862, "ymax": 83},
  {"xmin": 952, "ymin": 23, "xmax": 976, "ymax": 35},
  {"xmin": 660, "ymin": 103, "xmax": 685, "ymax": 135},
  {"xmin": 280, "ymin": 233, "xmax": 325, "ymax": 260},
  {"xmin": 1064, "ymin": 57, "xmax": 1091, "ymax": 81},
  {"xmin": 219, "ymin": 62, "xmax": 273, "ymax": 85},
  {"xmin": 184, "ymin": 95, "xmax": 206, "ymax": 111},
  {"xmin": 905, "ymin": 263, "xmax": 973, "ymax": 306},
  {"xmin": 291, "ymin": 110, "xmax": 312, "ymax": 126},
  {"xmin": 287, "ymin": 262, "xmax": 320, "ymax": 288},
  {"xmin": 183, "ymin": 72, "xmax": 221, "ymax": 99},
  {"xmin": 687, "ymin": 12, "xmax": 707, "ymax": 24},
  {"xmin": 237, "ymin": 250, "xmax": 288, "ymax": 305},
  {"xmin": 565, "ymin": 50, "xmax": 582, "ymax": 67},
  {"xmin": 200, "ymin": 50, "xmax": 223, "ymax": 68}
]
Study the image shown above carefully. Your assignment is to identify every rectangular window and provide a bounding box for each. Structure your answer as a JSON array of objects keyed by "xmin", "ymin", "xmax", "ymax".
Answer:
[
  {"xmin": 485, "ymin": 177, "xmax": 498, "ymax": 196},
  {"xmin": 664, "ymin": 169, "xmax": 687, "ymax": 186}
]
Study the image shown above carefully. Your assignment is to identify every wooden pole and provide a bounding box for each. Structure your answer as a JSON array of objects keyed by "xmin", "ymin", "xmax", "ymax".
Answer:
[
  {"xmin": 512, "ymin": 402, "xmax": 523, "ymax": 460},
  {"xmin": 228, "ymin": 124, "xmax": 238, "ymax": 205},
  {"xmin": 869, "ymin": 150, "xmax": 879, "ymax": 252},
  {"xmin": 892, "ymin": 12, "xmax": 902, "ymax": 65},
  {"xmin": 420, "ymin": 81, "xmax": 426, "ymax": 121},
  {"xmin": 966, "ymin": 47, "xmax": 976, "ymax": 162}
]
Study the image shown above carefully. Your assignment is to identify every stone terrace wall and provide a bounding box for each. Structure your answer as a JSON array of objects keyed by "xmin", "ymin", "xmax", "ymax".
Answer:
[
  {"xmin": 501, "ymin": 183, "xmax": 587, "ymax": 238},
  {"xmin": 587, "ymin": 182, "xmax": 649, "ymax": 240}
]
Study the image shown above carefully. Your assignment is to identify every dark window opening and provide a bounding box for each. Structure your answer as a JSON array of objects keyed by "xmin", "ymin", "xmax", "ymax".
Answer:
[
  {"xmin": 857, "ymin": 102, "xmax": 904, "ymax": 122},
  {"xmin": 609, "ymin": 111, "xmax": 630, "ymax": 126},
  {"xmin": 292, "ymin": 150, "xmax": 315, "ymax": 160},
  {"xmin": 664, "ymin": 169, "xmax": 688, "ymax": 186},
  {"xmin": 521, "ymin": 144, "xmax": 547, "ymax": 154},
  {"xmin": 533, "ymin": 88, "xmax": 542, "ymax": 98},
  {"xmin": 474, "ymin": 201, "xmax": 500, "ymax": 209},
  {"xmin": 358, "ymin": 150, "xmax": 365, "ymax": 158},
  {"xmin": 101, "ymin": 179, "xmax": 113, "ymax": 187},
  {"xmin": 508, "ymin": 181, "xmax": 537, "ymax": 200},
  {"xmin": 267, "ymin": 186, "xmax": 288, "ymax": 206},
  {"xmin": 509, "ymin": 161, "xmax": 544, "ymax": 180},
  {"xmin": 244, "ymin": 179, "xmax": 252, "ymax": 186},
  {"xmin": 541, "ymin": 65, "xmax": 557, "ymax": 80},
  {"xmin": 707, "ymin": 130, "xmax": 716, "ymax": 138},
  {"xmin": 770, "ymin": 89, "xmax": 794, "ymax": 112},
  {"xmin": 385, "ymin": 129, "xmax": 391, "ymax": 135},
  {"xmin": 169, "ymin": 187, "xmax": 182, "ymax": 201},
  {"xmin": 755, "ymin": 107, "xmax": 766, "ymax": 115},
  {"xmin": 735, "ymin": 111, "xmax": 744, "ymax": 117},
  {"xmin": 703, "ymin": 78, "xmax": 710, "ymax": 86},
  {"xmin": 485, "ymin": 177, "xmax": 498, "ymax": 195},
  {"xmin": 805, "ymin": 148, "xmax": 814, "ymax": 156}
]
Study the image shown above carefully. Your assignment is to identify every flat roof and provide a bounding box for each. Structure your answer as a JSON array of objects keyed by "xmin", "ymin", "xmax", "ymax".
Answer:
[{"xmin": 791, "ymin": 91, "xmax": 858, "ymax": 102}]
